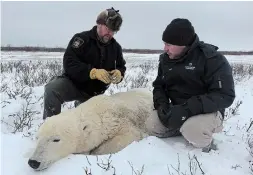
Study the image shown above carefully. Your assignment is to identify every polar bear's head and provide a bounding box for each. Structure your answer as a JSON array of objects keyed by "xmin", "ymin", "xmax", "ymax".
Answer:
[{"xmin": 28, "ymin": 115, "xmax": 82, "ymax": 171}]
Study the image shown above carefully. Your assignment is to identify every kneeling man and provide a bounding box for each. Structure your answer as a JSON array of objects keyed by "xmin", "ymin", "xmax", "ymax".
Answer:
[{"xmin": 147, "ymin": 18, "xmax": 235, "ymax": 152}]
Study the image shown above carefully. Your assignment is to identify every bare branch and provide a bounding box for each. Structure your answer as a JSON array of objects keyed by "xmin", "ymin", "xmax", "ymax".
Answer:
[
  {"xmin": 96, "ymin": 154, "xmax": 116, "ymax": 174},
  {"xmin": 85, "ymin": 156, "xmax": 91, "ymax": 166},
  {"xmin": 128, "ymin": 161, "xmax": 145, "ymax": 175},
  {"xmin": 193, "ymin": 155, "xmax": 205, "ymax": 175},
  {"xmin": 231, "ymin": 164, "xmax": 242, "ymax": 170},
  {"xmin": 247, "ymin": 119, "xmax": 253, "ymax": 132},
  {"xmin": 83, "ymin": 167, "xmax": 92, "ymax": 175}
]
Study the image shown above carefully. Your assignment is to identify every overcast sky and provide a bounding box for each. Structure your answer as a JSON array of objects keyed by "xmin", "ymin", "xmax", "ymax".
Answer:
[{"xmin": 1, "ymin": 1, "xmax": 253, "ymax": 51}]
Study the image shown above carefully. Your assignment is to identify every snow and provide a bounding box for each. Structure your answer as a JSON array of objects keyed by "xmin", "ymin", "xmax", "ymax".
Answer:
[{"xmin": 1, "ymin": 51, "xmax": 253, "ymax": 175}]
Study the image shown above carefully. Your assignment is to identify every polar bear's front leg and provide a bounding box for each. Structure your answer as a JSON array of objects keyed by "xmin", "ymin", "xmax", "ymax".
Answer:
[{"xmin": 90, "ymin": 127, "xmax": 148, "ymax": 155}]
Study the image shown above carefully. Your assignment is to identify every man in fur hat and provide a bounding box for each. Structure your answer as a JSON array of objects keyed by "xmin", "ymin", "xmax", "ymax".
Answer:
[
  {"xmin": 42, "ymin": 7, "xmax": 126, "ymax": 120},
  {"xmin": 146, "ymin": 18, "xmax": 235, "ymax": 152}
]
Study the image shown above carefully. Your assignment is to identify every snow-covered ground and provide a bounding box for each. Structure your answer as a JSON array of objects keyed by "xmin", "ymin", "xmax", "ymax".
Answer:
[{"xmin": 1, "ymin": 51, "xmax": 253, "ymax": 175}]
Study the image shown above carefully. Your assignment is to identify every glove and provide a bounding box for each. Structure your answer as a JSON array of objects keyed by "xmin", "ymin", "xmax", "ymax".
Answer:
[
  {"xmin": 166, "ymin": 104, "xmax": 191, "ymax": 129},
  {"xmin": 90, "ymin": 68, "xmax": 111, "ymax": 84},
  {"xmin": 109, "ymin": 69, "xmax": 122, "ymax": 84},
  {"xmin": 157, "ymin": 103, "xmax": 172, "ymax": 125},
  {"xmin": 158, "ymin": 104, "xmax": 191, "ymax": 129}
]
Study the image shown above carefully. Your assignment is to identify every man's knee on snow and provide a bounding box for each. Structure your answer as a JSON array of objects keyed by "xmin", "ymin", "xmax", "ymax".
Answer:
[
  {"xmin": 44, "ymin": 77, "xmax": 67, "ymax": 104},
  {"xmin": 45, "ymin": 78, "xmax": 59, "ymax": 95},
  {"xmin": 179, "ymin": 112, "xmax": 223, "ymax": 148},
  {"xmin": 43, "ymin": 78, "xmax": 66, "ymax": 119}
]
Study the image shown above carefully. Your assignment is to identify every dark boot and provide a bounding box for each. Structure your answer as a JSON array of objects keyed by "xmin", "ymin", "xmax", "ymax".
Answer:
[{"xmin": 202, "ymin": 139, "xmax": 218, "ymax": 153}]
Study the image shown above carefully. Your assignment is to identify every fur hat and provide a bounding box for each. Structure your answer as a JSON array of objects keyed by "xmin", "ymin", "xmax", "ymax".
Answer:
[
  {"xmin": 162, "ymin": 18, "xmax": 195, "ymax": 46},
  {"xmin": 96, "ymin": 7, "xmax": 122, "ymax": 32}
]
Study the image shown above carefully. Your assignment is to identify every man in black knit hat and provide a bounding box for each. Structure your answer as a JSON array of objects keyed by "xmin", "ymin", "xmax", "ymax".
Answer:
[
  {"xmin": 146, "ymin": 18, "xmax": 235, "ymax": 152},
  {"xmin": 42, "ymin": 7, "xmax": 126, "ymax": 120}
]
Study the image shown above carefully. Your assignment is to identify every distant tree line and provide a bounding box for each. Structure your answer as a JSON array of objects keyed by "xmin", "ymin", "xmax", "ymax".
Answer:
[{"xmin": 1, "ymin": 46, "xmax": 253, "ymax": 55}]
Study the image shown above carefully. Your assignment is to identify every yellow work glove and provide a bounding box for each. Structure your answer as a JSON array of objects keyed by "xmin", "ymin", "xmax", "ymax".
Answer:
[
  {"xmin": 90, "ymin": 68, "xmax": 111, "ymax": 84},
  {"xmin": 110, "ymin": 69, "xmax": 122, "ymax": 84}
]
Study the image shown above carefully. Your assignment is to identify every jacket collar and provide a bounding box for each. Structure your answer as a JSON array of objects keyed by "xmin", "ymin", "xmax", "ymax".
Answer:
[{"xmin": 164, "ymin": 34, "xmax": 200, "ymax": 62}]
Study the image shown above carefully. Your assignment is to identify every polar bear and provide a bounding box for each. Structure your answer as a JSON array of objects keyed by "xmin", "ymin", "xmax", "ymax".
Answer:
[{"xmin": 28, "ymin": 88, "xmax": 154, "ymax": 171}]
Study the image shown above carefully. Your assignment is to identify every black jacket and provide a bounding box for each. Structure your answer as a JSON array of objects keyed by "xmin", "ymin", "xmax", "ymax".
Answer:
[
  {"xmin": 62, "ymin": 26, "xmax": 126, "ymax": 95},
  {"xmin": 152, "ymin": 35, "xmax": 235, "ymax": 117}
]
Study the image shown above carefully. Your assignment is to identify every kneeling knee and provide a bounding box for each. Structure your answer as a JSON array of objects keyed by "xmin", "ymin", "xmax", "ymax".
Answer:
[
  {"xmin": 44, "ymin": 78, "xmax": 61, "ymax": 95},
  {"xmin": 44, "ymin": 83, "xmax": 56, "ymax": 97},
  {"xmin": 180, "ymin": 120, "xmax": 212, "ymax": 148}
]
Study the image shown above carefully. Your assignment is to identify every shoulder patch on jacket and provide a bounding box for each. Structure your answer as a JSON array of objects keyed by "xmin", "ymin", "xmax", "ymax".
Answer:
[{"xmin": 72, "ymin": 37, "xmax": 84, "ymax": 48}]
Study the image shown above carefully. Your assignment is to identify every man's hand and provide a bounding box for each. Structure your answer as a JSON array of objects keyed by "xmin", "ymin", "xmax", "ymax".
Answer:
[
  {"xmin": 157, "ymin": 103, "xmax": 172, "ymax": 126},
  {"xmin": 109, "ymin": 69, "xmax": 122, "ymax": 84},
  {"xmin": 90, "ymin": 68, "xmax": 111, "ymax": 84},
  {"xmin": 166, "ymin": 105, "xmax": 191, "ymax": 129},
  {"xmin": 158, "ymin": 104, "xmax": 191, "ymax": 129}
]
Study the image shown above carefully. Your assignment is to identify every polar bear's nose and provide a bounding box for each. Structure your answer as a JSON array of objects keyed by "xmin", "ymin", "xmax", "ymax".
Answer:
[{"xmin": 28, "ymin": 159, "xmax": 41, "ymax": 169}]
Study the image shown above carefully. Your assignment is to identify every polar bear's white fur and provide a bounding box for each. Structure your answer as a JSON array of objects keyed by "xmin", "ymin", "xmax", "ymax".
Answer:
[{"xmin": 28, "ymin": 88, "xmax": 154, "ymax": 171}]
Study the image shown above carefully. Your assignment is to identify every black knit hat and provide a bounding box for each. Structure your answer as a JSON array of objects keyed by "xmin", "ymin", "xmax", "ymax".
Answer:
[
  {"xmin": 162, "ymin": 18, "xmax": 195, "ymax": 46},
  {"xmin": 96, "ymin": 7, "xmax": 122, "ymax": 32}
]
